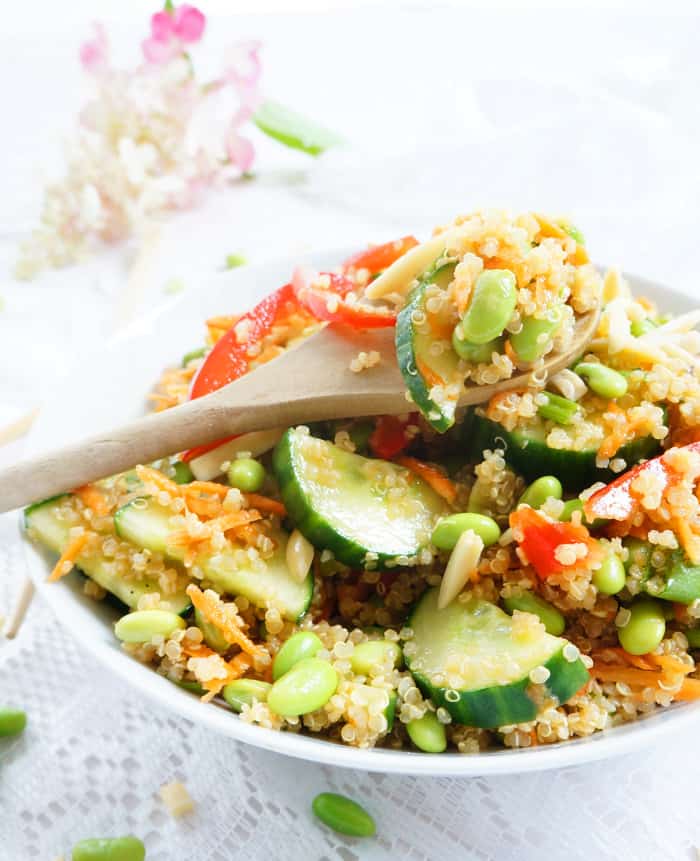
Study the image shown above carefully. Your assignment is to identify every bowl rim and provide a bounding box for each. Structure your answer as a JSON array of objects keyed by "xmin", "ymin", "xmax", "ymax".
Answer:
[{"xmin": 20, "ymin": 254, "xmax": 700, "ymax": 776}]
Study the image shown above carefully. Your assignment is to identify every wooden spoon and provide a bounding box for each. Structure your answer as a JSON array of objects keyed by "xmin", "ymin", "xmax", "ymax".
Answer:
[{"xmin": 0, "ymin": 308, "xmax": 599, "ymax": 512}]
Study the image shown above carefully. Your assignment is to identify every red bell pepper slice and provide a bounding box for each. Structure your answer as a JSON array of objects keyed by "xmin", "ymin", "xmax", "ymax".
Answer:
[
  {"xmin": 510, "ymin": 506, "xmax": 602, "ymax": 580},
  {"xmin": 369, "ymin": 414, "xmax": 416, "ymax": 459},
  {"xmin": 182, "ymin": 283, "xmax": 303, "ymax": 462},
  {"xmin": 342, "ymin": 235, "xmax": 419, "ymax": 277},
  {"xmin": 292, "ymin": 267, "xmax": 396, "ymax": 329},
  {"xmin": 584, "ymin": 441, "xmax": 700, "ymax": 523}
]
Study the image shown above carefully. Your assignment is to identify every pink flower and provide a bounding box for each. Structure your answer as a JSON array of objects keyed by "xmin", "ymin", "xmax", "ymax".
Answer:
[
  {"xmin": 142, "ymin": 4, "xmax": 205, "ymax": 64},
  {"xmin": 225, "ymin": 127, "xmax": 255, "ymax": 174},
  {"xmin": 225, "ymin": 41, "xmax": 262, "ymax": 90},
  {"xmin": 79, "ymin": 23, "xmax": 108, "ymax": 72}
]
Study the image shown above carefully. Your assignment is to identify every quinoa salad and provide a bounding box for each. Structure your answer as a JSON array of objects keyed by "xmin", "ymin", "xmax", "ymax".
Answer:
[{"xmin": 24, "ymin": 209, "xmax": 700, "ymax": 754}]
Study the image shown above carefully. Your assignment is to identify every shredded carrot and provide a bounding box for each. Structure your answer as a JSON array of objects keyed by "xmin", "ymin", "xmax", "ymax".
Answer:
[
  {"xmin": 598, "ymin": 403, "xmax": 649, "ymax": 460},
  {"xmin": 504, "ymin": 339, "xmax": 519, "ymax": 365},
  {"xmin": 185, "ymin": 584, "xmax": 267, "ymax": 662},
  {"xmin": 675, "ymin": 518, "xmax": 700, "ymax": 566},
  {"xmin": 395, "ymin": 455, "xmax": 457, "ymax": 504},
  {"xmin": 243, "ymin": 493, "xmax": 286, "ymax": 517},
  {"xmin": 48, "ymin": 533, "xmax": 90, "ymax": 582},
  {"xmin": 486, "ymin": 389, "xmax": 524, "ymax": 422},
  {"xmin": 569, "ymin": 244, "xmax": 589, "ymax": 265},
  {"xmin": 169, "ymin": 510, "xmax": 262, "ymax": 549},
  {"xmin": 135, "ymin": 465, "xmax": 181, "ymax": 498},
  {"xmin": 182, "ymin": 641, "xmax": 252, "ymax": 700},
  {"xmin": 415, "ymin": 357, "xmax": 445, "ymax": 389},
  {"xmin": 593, "ymin": 647, "xmax": 657, "ymax": 671},
  {"xmin": 591, "ymin": 664, "xmax": 667, "ymax": 688},
  {"xmin": 75, "ymin": 484, "xmax": 111, "ymax": 517},
  {"xmin": 645, "ymin": 653, "xmax": 693, "ymax": 676},
  {"xmin": 535, "ymin": 215, "xmax": 567, "ymax": 240},
  {"xmin": 186, "ymin": 481, "xmax": 229, "ymax": 498},
  {"xmin": 675, "ymin": 677, "xmax": 700, "ymax": 701}
]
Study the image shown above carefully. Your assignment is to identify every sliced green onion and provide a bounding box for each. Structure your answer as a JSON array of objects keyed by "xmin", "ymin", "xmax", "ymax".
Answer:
[{"xmin": 253, "ymin": 101, "xmax": 343, "ymax": 156}]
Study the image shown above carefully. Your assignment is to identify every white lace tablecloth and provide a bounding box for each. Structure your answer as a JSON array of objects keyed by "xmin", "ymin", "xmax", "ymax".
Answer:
[{"xmin": 4, "ymin": 6, "xmax": 700, "ymax": 859}]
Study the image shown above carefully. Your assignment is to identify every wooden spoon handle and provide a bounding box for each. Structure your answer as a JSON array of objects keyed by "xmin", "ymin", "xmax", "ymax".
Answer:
[{"xmin": 0, "ymin": 397, "xmax": 235, "ymax": 513}]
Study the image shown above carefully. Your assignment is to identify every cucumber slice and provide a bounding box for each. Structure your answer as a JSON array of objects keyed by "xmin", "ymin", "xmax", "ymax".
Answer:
[
  {"xmin": 395, "ymin": 263, "xmax": 462, "ymax": 432},
  {"xmin": 24, "ymin": 496, "xmax": 192, "ymax": 614},
  {"xmin": 273, "ymin": 428, "xmax": 447, "ymax": 568},
  {"xmin": 404, "ymin": 588, "xmax": 588, "ymax": 728},
  {"xmin": 468, "ymin": 412, "xmax": 662, "ymax": 492},
  {"xmin": 114, "ymin": 498, "xmax": 312, "ymax": 621}
]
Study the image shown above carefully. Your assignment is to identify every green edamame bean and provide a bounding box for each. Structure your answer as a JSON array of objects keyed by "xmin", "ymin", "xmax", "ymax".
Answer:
[
  {"xmin": 537, "ymin": 391, "xmax": 580, "ymax": 425},
  {"xmin": 351, "ymin": 640, "xmax": 402, "ymax": 675},
  {"xmin": 227, "ymin": 457, "xmax": 266, "ymax": 492},
  {"xmin": 683, "ymin": 628, "xmax": 700, "ymax": 649},
  {"xmin": 575, "ymin": 362, "xmax": 628, "ymax": 399},
  {"xmin": 273, "ymin": 632, "xmax": 323, "ymax": 680},
  {"xmin": 194, "ymin": 607, "xmax": 230, "ymax": 653},
  {"xmin": 631, "ymin": 318, "xmax": 658, "ymax": 337},
  {"xmin": 518, "ymin": 475, "xmax": 563, "ymax": 510},
  {"xmin": 593, "ymin": 554, "xmax": 626, "ymax": 595},
  {"xmin": 406, "ymin": 711, "xmax": 447, "ymax": 753},
  {"xmin": 617, "ymin": 599, "xmax": 666, "ymax": 655},
  {"xmin": 0, "ymin": 708, "xmax": 27, "ymax": 737},
  {"xmin": 267, "ymin": 658, "xmax": 338, "ymax": 716},
  {"xmin": 71, "ymin": 836, "xmax": 145, "ymax": 861},
  {"xmin": 559, "ymin": 498, "xmax": 606, "ymax": 529},
  {"xmin": 223, "ymin": 679, "xmax": 272, "ymax": 712},
  {"xmin": 312, "ymin": 793, "xmax": 376, "ymax": 837},
  {"xmin": 181, "ymin": 346, "xmax": 206, "ymax": 367},
  {"xmin": 114, "ymin": 610, "xmax": 185, "ymax": 643},
  {"xmin": 459, "ymin": 269, "xmax": 517, "ymax": 344},
  {"xmin": 385, "ymin": 691, "xmax": 398, "ymax": 732},
  {"xmin": 502, "ymin": 592, "xmax": 565, "ymax": 636},
  {"xmin": 172, "ymin": 460, "xmax": 194, "ymax": 484},
  {"xmin": 431, "ymin": 513, "xmax": 501, "ymax": 551},
  {"xmin": 451, "ymin": 329, "xmax": 503, "ymax": 363},
  {"xmin": 510, "ymin": 308, "xmax": 563, "ymax": 363}
]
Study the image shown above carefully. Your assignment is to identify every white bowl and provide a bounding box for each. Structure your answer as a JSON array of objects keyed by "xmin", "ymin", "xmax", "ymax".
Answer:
[{"xmin": 21, "ymin": 252, "xmax": 700, "ymax": 776}]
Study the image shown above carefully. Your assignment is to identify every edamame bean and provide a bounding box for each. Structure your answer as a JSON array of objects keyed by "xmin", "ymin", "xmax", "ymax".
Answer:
[
  {"xmin": 227, "ymin": 457, "xmax": 266, "ymax": 492},
  {"xmin": 0, "ymin": 708, "xmax": 27, "ymax": 737},
  {"xmin": 451, "ymin": 329, "xmax": 503, "ymax": 363},
  {"xmin": 273, "ymin": 632, "xmax": 323, "ymax": 680},
  {"xmin": 71, "ymin": 836, "xmax": 145, "ymax": 861},
  {"xmin": 406, "ymin": 711, "xmax": 447, "ymax": 753},
  {"xmin": 312, "ymin": 793, "xmax": 376, "ymax": 837},
  {"xmin": 559, "ymin": 498, "xmax": 606, "ymax": 528},
  {"xmin": 350, "ymin": 640, "xmax": 402, "ymax": 676},
  {"xmin": 683, "ymin": 628, "xmax": 700, "ymax": 649},
  {"xmin": 181, "ymin": 346, "xmax": 206, "ymax": 367},
  {"xmin": 575, "ymin": 362, "xmax": 628, "ymax": 399},
  {"xmin": 502, "ymin": 592, "xmax": 565, "ymax": 636},
  {"xmin": 223, "ymin": 679, "xmax": 272, "ymax": 712},
  {"xmin": 518, "ymin": 476, "xmax": 563, "ymax": 510},
  {"xmin": 617, "ymin": 599, "xmax": 666, "ymax": 655},
  {"xmin": 194, "ymin": 607, "xmax": 230, "ymax": 653},
  {"xmin": 623, "ymin": 537, "xmax": 652, "ymax": 579},
  {"xmin": 267, "ymin": 658, "xmax": 338, "ymax": 716},
  {"xmin": 114, "ymin": 610, "xmax": 185, "ymax": 643},
  {"xmin": 431, "ymin": 513, "xmax": 501, "ymax": 551},
  {"xmin": 631, "ymin": 318, "xmax": 658, "ymax": 337},
  {"xmin": 537, "ymin": 391, "xmax": 580, "ymax": 425},
  {"xmin": 172, "ymin": 460, "xmax": 193, "ymax": 484},
  {"xmin": 593, "ymin": 554, "xmax": 626, "ymax": 595},
  {"xmin": 510, "ymin": 308, "xmax": 563, "ymax": 363},
  {"xmin": 459, "ymin": 270, "xmax": 517, "ymax": 344}
]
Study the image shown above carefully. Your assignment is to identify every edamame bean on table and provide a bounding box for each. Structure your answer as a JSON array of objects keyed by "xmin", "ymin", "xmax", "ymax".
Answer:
[{"xmin": 25, "ymin": 207, "xmax": 700, "ymax": 756}]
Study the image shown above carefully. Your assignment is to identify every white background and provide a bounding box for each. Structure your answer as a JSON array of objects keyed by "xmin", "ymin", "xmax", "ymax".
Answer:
[{"xmin": 2, "ymin": 2, "xmax": 700, "ymax": 859}]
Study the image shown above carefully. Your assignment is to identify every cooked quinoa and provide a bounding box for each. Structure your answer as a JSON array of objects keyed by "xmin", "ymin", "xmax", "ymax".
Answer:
[{"xmin": 25, "ymin": 213, "xmax": 700, "ymax": 755}]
